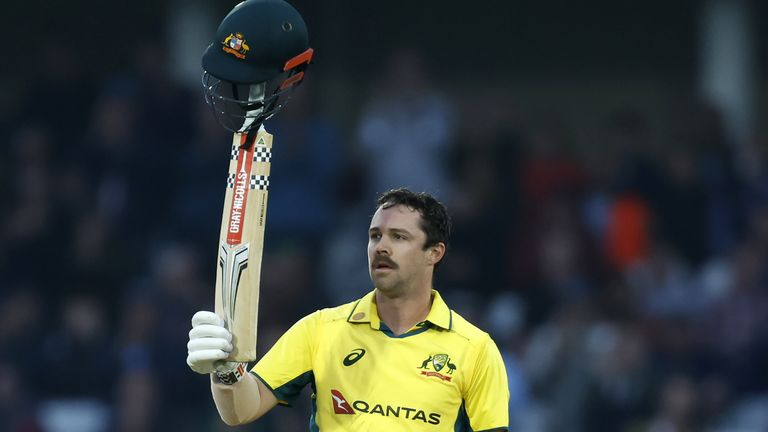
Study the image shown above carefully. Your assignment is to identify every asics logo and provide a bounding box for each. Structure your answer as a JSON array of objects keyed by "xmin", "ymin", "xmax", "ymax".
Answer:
[{"xmin": 343, "ymin": 348, "xmax": 366, "ymax": 366}]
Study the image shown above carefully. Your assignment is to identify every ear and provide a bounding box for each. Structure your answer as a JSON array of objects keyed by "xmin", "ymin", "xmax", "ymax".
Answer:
[{"xmin": 426, "ymin": 242, "xmax": 446, "ymax": 266}]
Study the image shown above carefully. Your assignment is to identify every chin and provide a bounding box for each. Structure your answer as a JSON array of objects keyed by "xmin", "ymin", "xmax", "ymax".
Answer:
[
  {"xmin": 375, "ymin": 282, "xmax": 408, "ymax": 298},
  {"xmin": 372, "ymin": 276, "xmax": 389, "ymax": 289},
  {"xmin": 372, "ymin": 277, "xmax": 393, "ymax": 291}
]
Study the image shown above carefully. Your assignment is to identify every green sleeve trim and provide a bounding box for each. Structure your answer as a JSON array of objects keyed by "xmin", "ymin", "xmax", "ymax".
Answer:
[
  {"xmin": 453, "ymin": 401, "xmax": 508, "ymax": 432},
  {"xmin": 454, "ymin": 402, "xmax": 471, "ymax": 431},
  {"xmin": 251, "ymin": 370, "xmax": 315, "ymax": 407}
]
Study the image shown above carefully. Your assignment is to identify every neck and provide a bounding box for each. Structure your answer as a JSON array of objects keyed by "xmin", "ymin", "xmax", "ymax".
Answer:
[{"xmin": 375, "ymin": 287, "xmax": 433, "ymax": 336}]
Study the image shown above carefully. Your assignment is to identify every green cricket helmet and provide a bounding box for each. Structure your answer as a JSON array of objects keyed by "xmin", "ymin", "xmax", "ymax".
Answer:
[{"xmin": 202, "ymin": 0, "xmax": 313, "ymax": 134}]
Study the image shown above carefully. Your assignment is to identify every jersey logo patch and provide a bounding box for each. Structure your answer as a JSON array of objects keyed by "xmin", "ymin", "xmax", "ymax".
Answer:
[
  {"xmin": 417, "ymin": 353, "xmax": 456, "ymax": 382},
  {"xmin": 221, "ymin": 33, "xmax": 250, "ymax": 59},
  {"xmin": 343, "ymin": 348, "xmax": 366, "ymax": 366},
  {"xmin": 331, "ymin": 389, "xmax": 355, "ymax": 414}
]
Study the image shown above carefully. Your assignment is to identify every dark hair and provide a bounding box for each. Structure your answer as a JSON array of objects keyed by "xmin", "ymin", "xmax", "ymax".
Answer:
[{"xmin": 375, "ymin": 188, "xmax": 452, "ymax": 269}]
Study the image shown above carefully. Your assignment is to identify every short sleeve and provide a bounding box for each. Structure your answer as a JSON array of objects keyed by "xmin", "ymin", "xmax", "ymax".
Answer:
[
  {"xmin": 251, "ymin": 312, "xmax": 319, "ymax": 405},
  {"xmin": 464, "ymin": 336, "xmax": 510, "ymax": 431}
]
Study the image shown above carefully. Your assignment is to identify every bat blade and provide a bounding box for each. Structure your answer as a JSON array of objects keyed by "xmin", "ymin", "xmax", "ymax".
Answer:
[{"xmin": 214, "ymin": 126, "xmax": 272, "ymax": 361}]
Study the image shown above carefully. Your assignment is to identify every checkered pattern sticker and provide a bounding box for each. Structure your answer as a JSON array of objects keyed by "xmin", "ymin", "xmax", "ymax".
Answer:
[
  {"xmin": 227, "ymin": 174, "xmax": 270, "ymax": 190},
  {"xmin": 250, "ymin": 175, "xmax": 269, "ymax": 190},
  {"xmin": 231, "ymin": 146, "xmax": 271, "ymax": 163},
  {"xmin": 253, "ymin": 148, "xmax": 272, "ymax": 163}
]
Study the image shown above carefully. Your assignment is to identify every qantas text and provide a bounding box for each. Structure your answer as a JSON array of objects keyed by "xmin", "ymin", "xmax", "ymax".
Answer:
[{"xmin": 351, "ymin": 400, "xmax": 440, "ymax": 425}]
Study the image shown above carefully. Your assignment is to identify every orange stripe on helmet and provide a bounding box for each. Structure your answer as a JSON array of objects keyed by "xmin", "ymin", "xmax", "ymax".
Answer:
[
  {"xmin": 279, "ymin": 71, "xmax": 305, "ymax": 90},
  {"xmin": 283, "ymin": 48, "xmax": 314, "ymax": 71}
]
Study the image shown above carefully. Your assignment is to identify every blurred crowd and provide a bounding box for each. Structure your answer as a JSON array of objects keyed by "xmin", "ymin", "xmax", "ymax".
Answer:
[{"xmin": 3, "ymin": 40, "xmax": 768, "ymax": 432}]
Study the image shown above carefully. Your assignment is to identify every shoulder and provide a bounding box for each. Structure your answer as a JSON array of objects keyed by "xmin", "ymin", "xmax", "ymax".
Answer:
[
  {"xmin": 448, "ymin": 310, "xmax": 494, "ymax": 348},
  {"xmin": 301, "ymin": 298, "xmax": 360, "ymax": 325},
  {"xmin": 281, "ymin": 300, "xmax": 359, "ymax": 344}
]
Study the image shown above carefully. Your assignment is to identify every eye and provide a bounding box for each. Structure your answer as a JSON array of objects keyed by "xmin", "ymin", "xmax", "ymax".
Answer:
[
  {"xmin": 369, "ymin": 232, "xmax": 381, "ymax": 240},
  {"xmin": 393, "ymin": 234, "xmax": 405, "ymax": 240}
]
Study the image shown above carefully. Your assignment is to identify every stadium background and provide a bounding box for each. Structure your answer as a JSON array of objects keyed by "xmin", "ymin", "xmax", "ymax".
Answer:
[{"xmin": 3, "ymin": 0, "xmax": 768, "ymax": 430}]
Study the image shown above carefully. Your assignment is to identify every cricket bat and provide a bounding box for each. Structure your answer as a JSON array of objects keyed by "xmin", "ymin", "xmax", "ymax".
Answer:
[{"xmin": 214, "ymin": 125, "xmax": 272, "ymax": 362}]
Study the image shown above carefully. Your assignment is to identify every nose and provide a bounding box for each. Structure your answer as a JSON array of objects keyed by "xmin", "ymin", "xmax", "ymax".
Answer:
[{"xmin": 374, "ymin": 237, "xmax": 390, "ymax": 256}]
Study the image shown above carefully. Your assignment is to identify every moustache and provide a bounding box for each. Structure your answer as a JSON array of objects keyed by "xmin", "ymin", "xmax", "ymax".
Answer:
[{"xmin": 372, "ymin": 256, "xmax": 398, "ymax": 269}]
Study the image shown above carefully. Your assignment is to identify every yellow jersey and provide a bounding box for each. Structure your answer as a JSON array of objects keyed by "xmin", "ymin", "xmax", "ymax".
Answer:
[{"xmin": 251, "ymin": 290, "xmax": 510, "ymax": 431}]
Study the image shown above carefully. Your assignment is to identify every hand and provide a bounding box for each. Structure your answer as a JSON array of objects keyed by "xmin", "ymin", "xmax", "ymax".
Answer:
[{"xmin": 187, "ymin": 311, "xmax": 239, "ymax": 375}]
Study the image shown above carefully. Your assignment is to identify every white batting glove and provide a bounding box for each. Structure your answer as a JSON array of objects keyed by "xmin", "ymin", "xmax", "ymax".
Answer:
[{"xmin": 187, "ymin": 311, "xmax": 246, "ymax": 383}]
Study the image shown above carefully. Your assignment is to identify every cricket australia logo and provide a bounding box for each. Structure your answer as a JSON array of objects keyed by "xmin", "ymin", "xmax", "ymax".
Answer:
[
  {"xmin": 222, "ymin": 32, "xmax": 250, "ymax": 59},
  {"xmin": 417, "ymin": 353, "xmax": 456, "ymax": 382}
]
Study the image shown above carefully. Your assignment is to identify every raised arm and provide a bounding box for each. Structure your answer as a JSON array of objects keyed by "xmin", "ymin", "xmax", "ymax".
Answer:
[{"xmin": 187, "ymin": 311, "xmax": 279, "ymax": 425}]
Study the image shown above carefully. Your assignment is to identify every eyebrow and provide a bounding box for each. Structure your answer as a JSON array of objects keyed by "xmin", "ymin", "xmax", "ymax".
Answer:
[{"xmin": 368, "ymin": 227, "xmax": 413, "ymax": 235}]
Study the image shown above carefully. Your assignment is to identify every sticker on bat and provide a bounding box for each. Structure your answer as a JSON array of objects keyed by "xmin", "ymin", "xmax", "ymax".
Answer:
[
  {"xmin": 227, "ymin": 144, "xmax": 255, "ymax": 245},
  {"xmin": 219, "ymin": 243, "xmax": 250, "ymax": 324}
]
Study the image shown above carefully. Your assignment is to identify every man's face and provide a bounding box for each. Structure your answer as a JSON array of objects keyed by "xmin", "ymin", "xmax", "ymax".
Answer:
[{"xmin": 368, "ymin": 204, "xmax": 435, "ymax": 295}]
